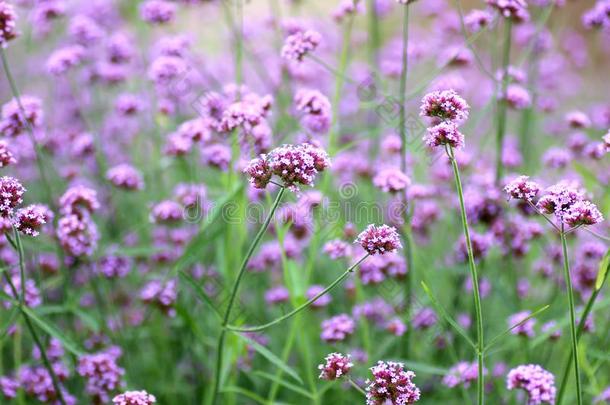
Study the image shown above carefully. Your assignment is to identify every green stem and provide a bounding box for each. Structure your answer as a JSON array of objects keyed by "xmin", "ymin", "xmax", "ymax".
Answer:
[
  {"xmin": 495, "ymin": 19, "xmax": 512, "ymax": 184},
  {"xmin": 348, "ymin": 378, "xmax": 367, "ymax": 396},
  {"xmin": 210, "ymin": 186, "xmax": 286, "ymax": 405},
  {"xmin": 448, "ymin": 146, "xmax": 485, "ymax": 405},
  {"xmin": 557, "ymin": 229, "xmax": 583, "ymax": 405},
  {"xmin": 225, "ymin": 254, "xmax": 369, "ymax": 333}
]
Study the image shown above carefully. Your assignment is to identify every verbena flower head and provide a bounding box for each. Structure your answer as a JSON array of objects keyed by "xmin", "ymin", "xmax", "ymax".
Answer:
[
  {"xmin": 0, "ymin": 96, "xmax": 44, "ymax": 137},
  {"xmin": 508, "ymin": 311, "xmax": 536, "ymax": 338},
  {"xmin": 150, "ymin": 200, "xmax": 183, "ymax": 223},
  {"xmin": 244, "ymin": 156, "xmax": 272, "ymax": 189},
  {"xmin": 0, "ymin": 376, "xmax": 18, "ymax": 399},
  {"xmin": 506, "ymin": 364, "xmax": 556, "ymax": 405},
  {"xmin": 365, "ymin": 361, "xmax": 420, "ymax": 404},
  {"xmin": 563, "ymin": 200, "xmax": 604, "ymax": 227},
  {"xmin": 140, "ymin": 0, "xmax": 176, "ymax": 24},
  {"xmin": 0, "ymin": 1, "xmax": 18, "ymax": 47},
  {"xmin": 419, "ymin": 89, "xmax": 470, "ymax": 124},
  {"xmin": 355, "ymin": 224, "xmax": 402, "ymax": 255},
  {"xmin": 595, "ymin": 386, "xmax": 610, "ymax": 403},
  {"xmin": 59, "ymin": 185, "xmax": 100, "ymax": 216},
  {"xmin": 318, "ymin": 353, "xmax": 353, "ymax": 381},
  {"xmin": 77, "ymin": 349, "xmax": 125, "ymax": 403},
  {"xmin": 0, "ymin": 140, "xmax": 16, "ymax": 167},
  {"xmin": 140, "ymin": 279, "xmax": 178, "ymax": 317},
  {"xmin": 464, "ymin": 9, "xmax": 494, "ymax": 32},
  {"xmin": 0, "ymin": 176, "xmax": 25, "ymax": 217},
  {"xmin": 504, "ymin": 175, "xmax": 541, "ymax": 202},
  {"xmin": 536, "ymin": 182, "xmax": 604, "ymax": 227},
  {"xmin": 306, "ymin": 285, "xmax": 332, "ymax": 308},
  {"xmin": 113, "ymin": 390, "xmax": 156, "ymax": 405},
  {"xmin": 107, "ymin": 164, "xmax": 145, "ymax": 191},
  {"xmin": 294, "ymin": 89, "xmax": 332, "ymax": 134},
  {"xmin": 57, "ymin": 214, "xmax": 99, "ymax": 257},
  {"xmin": 14, "ymin": 204, "xmax": 49, "ymax": 236},
  {"xmin": 281, "ymin": 29, "xmax": 321, "ymax": 62},
  {"xmin": 323, "ymin": 239, "xmax": 352, "ymax": 260},
  {"xmin": 442, "ymin": 361, "xmax": 484, "ymax": 388},
  {"xmin": 424, "ymin": 122, "xmax": 465, "ymax": 149},
  {"xmin": 373, "ymin": 167, "xmax": 411, "ymax": 193},
  {"xmin": 46, "ymin": 45, "xmax": 86, "ymax": 76},
  {"xmin": 504, "ymin": 84, "xmax": 532, "ymax": 110},
  {"xmin": 320, "ymin": 314, "xmax": 355, "ymax": 342},
  {"xmin": 487, "ymin": 0, "xmax": 530, "ymax": 22}
]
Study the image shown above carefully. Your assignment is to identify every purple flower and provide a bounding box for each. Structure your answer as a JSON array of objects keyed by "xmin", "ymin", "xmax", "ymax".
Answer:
[
  {"xmin": 424, "ymin": 122, "xmax": 465, "ymax": 149},
  {"xmin": 373, "ymin": 167, "xmax": 411, "ymax": 193},
  {"xmin": 281, "ymin": 29, "xmax": 321, "ymax": 61},
  {"xmin": 0, "ymin": 96, "xmax": 44, "ymax": 137},
  {"xmin": 4, "ymin": 274, "xmax": 42, "ymax": 307},
  {"xmin": 69, "ymin": 14, "xmax": 103, "ymax": 45},
  {"xmin": 57, "ymin": 214, "xmax": 99, "ymax": 257},
  {"xmin": 333, "ymin": 0, "xmax": 366, "ymax": 22},
  {"xmin": 107, "ymin": 164, "xmax": 145, "ymax": 191},
  {"xmin": 0, "ymin": 2, "xmax": 18, "ymax": 46},
  {"xmin": 541, "ymin": 321, "xmax": 562, "ymax": 341},
  {"xmin": 306, "ymin": 285, "xmax": 332, "ymax": 308},
  {"xmin": 244, "ymin": 156, "xmax": 272, "ymax": 189},
  {"xmin": 565, "ymin": 111, "xmax": 591, "ymax": 129},
  {"xmin": 46, "ymin": 45, "xmax": 86, "ymax": 76},
  {"xmin": 536, "ymin": 182, "xmax": 603, "ymax": 227},
  {"xmin": 113, "ymin": 390, "xmax": 156, "ymax": 405},
  {"xmin": 464, "ymin": 9, "xmax": 494, "ymax": 32},
  {"xmin": 508, "ymin": 311, "xmax": 536, "ymax": 338},
  {"xmin": 442, "ymin": 361, "xmax": 484, "ymax": 388},
  {"xmin": 77, "ymin": 349, "xmax": 125, "ymax": 403},
  {"xmin": 504, "ymin": 175, "xmax": 541, "ymax": 202},
  {"xmin": 140, "ymin": 0, "xmax": 176, "ymax": 24},
  {"xmin": 174, "ymin": 183, "xmax": 206, "ymax": 208},
  {"xmin": 318, "ymin": 353, "xmax": 353, "ymax": 381},
  {"xmin": 150, "ymin": 200, "xmax": 183, "ymax": 223},
  {"xmin": 542, "ymin": 147, "xmax": 572, "ymax": 169},
  {"xmin": 115, "ymin": 94, "xmax": 145, "ymax": 116},
  {"xmin": 563, "ymin": 200, "xmax": 604, "ymax": 227},
  {"xmin": 264, "ymin": 286, "xmax": 290, "ymax": 305},
  {"xmin": 487, "ymin": 0, "xmax": 529, "ymax": 22},
  {"xmin": 147, "ymin": 56, "xmax": 187, "ymax": 87},
  {"xmin": 420, "ymin": 89, "xmax": 470, "ymax": 124},
  {"xmin": 356, "ymin": 224, "xmax": 402, "ymax": 255},
  {"xmin": 595, "ymin": 386, "xmax": 610, "ymax": 403},
  {"xmin": 0, "ymin": 140, "xmax": 16, "ymax": 167},
  {"xmin": 0, "ymin": 376, "xmax": 18, "ymax": 399},
  {"xmin": 504, "ymin": 84, "xmax": 532, "ymax": 109},
  {"xmin": 95, "ymin": 255, "xmax": 131, "ymax": 279},
  {"xmin": 323, "ymin": 239, "xmax": 352, "ymax": 260},
  {"xmin": 18, "ymin": 364, "xmax": 74, "ymax": 404},
  {"xmin": 320, "ymin": 314, "xmax": 355, "ymax": 342},
  {"xmin": 386, "ymin": 318, "xmax": 407, "ymax": 336},
  {"xmin": 140, "ymin": 279, "xmax": 178, "ymax": 317},
  {"xmin": 412, "ymin": 307, "xmax": 438, "ymax": 330},
  {"xmin": 365, "ymin": 361, "xmax": 421, "ymax": 405},
  {"xmin": 0, "ymin": 176, "xmax": 25, "ymax": 217},
  {"xmin": 294, "ymin": 89, "xmax": 332, "ymax": 134},
  {"xmin": 14, "ymin": 204, "xmax": 49, "ymax": 236},
  {"xmin": 59, "ymin": 185, "xmax": 100, "ymax": 216},
  {"xmin": 507, "ymin": 364, "xmax": 556, "ymax": 405}
]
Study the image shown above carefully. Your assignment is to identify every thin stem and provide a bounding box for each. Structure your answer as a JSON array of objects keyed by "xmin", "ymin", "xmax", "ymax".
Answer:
[
  {"xmin": 448, "ymin": 146, "xmax": 485, "ymax": 405},
  {"xmin": 0, "ymin": 47, "xmax": 55, "ymax": 206},
  {"xmin": 225, "ymin": 254, "xmax": 369, "ymax": 332},
  {"xmin": 558, "ymin": 228, "xmax": 583, "ymax": 405},
  {"xmin": 210, "ymin": 186, "xmax": 286, "ymax": 405},
  {"xmin": 495, "ymin": 19, "xmax": 512, "ymax": 184},
  {"xmin": 348, "ymin": 377, "xmax": 367, "ymax": 396}
]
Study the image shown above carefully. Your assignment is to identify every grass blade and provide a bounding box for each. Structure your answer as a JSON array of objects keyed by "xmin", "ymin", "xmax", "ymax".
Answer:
[{"xmin": 236, "ymin": 334, "xmax": 303, "ymax": 384}]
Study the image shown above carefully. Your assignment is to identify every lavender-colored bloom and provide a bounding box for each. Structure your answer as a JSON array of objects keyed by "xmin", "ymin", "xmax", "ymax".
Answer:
[
  {"xmin": 420, "ymin": 89, "xmax": 470, "ymax": 124},
  {"xmin": 140, "ymin": 0, "xmax": 176, "ymax": 24},
  {"xmin": 19, "ymin": 364, "xmax": 73, "ymax": 404},
  {"xmin": 218, "ymin": 94, "xmax": 272, "ymax": 133},
  {"xmin": 202, "ymin": 143, "xmax": 231, "ymax": 171},
  {"xmin": 412, "ymin": 307, "xmax": 437, "ymax": 330},
  {"xmin": 95, "ymin": 255, "xmax": 131, "ymax": 279},
  {"xmin": 603, "ymin": 131, "xmax": 610, "ymax": 151},
  {"xmin": 264, "ymin": 285, "xmax": 290, "ymax": 305},
  {"xmin": 148, "ymin": 56, "xmax": 187, "ymax": 87},
  {"xmin": 464, "ymin": 9, "xmax": 493, "ymax": 32},
  {"xmin": 113, "ymin": 390, "xmax": 156, "ymax": 405},
  {"xmin": 0, "ymin": 176, "xmax": 25, "ymax": 217},
  {"xmin": 0, "ymin": 376, "xmax": 18, "ymax": 399},
  {"xmin": 442, "ymin": 361, "xmax": 484, "ymax": 388},
  {"xmin": 0, "ymin": 96, "xmax": 44, "ymax": 137},
  {"xmin": 424, "ymin": 122, "xmax": 465, "ymax": 149},
  {"xmin": 59, "ymin": 185, "xmax": 100, "ymax": 216},
  {"xmin": 487, "ymin": 0, "xmax": 529, "ymax": 22},
  {"xmin": 0, "ymin": 140, "xmax": 16, "ymax": 167},
  {"xmin": 140, "ymin": 279, "xmax": 178, "ymax": 317},
  {"xmin": 174, "ymin": 183, "xmax": 206, "ymax": 208},
  {"xmin": 541, "ymin": 321, "xmax": 562, "ymax": 341},
  {"xmin": 595, "ymin": 386, "xmax": 610, "ymax": 403},
  {"xmin": 69, "ymin": 14, "xmax": 102, "ymax": 45},
  {"xmin": 57, "ymin": 214, "xmax": 99, "ymax": 257},
  {"xmin": 565, "ymin": 111, "xmax": 591, "ymax": 129},
  {"xmin": 107, "ymin": 33, "xmax": 134, "ymax": 64},
  {"xmin": 14, "ymin": 204, "xmax": 49, "ymax": 236},
  {"xmin": 373, "ymin": 167, "xmax": 411, "ymax": 193},
  {"xmin": 536, "ymin": 182, "xmax": 603, "ymax": 227},
  {"xmin": 542, "ymin": 147, "xmax": 572, "ymax": 169},
  {"xmin": 318, "ymin": 353, "xmax": 353, "ymax": 381},
  {"xmin": 115, "ymin": 94, "xmax": 145, "ymax": 116},
  {"xmin": 4, "ymin": 274, "xmax": 42, "ymax": 307},
  {"xmin": 355, "ymin": 224, "xmax": 402, "ymax": 255},
  {"xmin": 365, "ymin": 361, "xmax": 420, "ymax": 405},
  {"xmin": 281, "ymin": 29, "xmax": 321, "ymax": 61},
  {"xmin": 306, "ymin": 284, "xmax": 332, "ymax": 308},
  {"xmin": 320, "ymin": 314, "xmax": 355, "ymax": 342},
  {"xmin": 504, "ymin": 84, "xmax": 532, "ymax": 109},
  {"xmin": 504, "ymin": 175, "xmax": 541, "ymax": 202},
  {"xmin": 563, "ymin": 200, "xmax": 604, "ymax": 227},
  {"xmin": 294, "ymin": 89, "xmax": 332, "ymax": 134},
  {"xmin": 333, "ymin": 0, "xmax": 366, "ymax": 22},
  {"xmin": 0, "ymin": 2, "xmax": 18, "ymax": 46},
  {"xmin": 323, "ymin": 239, "xmax": 352, "ymax": 259},
  {"xmin": 244, "ymin": 156, "xmax": 272, "ymax": 189},
  {"xmin": 150, "ymin": 200, "xmax": 183, "ymax": 223},
  {"xmin": 77, "ymin": 349, "xmax": 125, "ymax": 403},
  {"xmin": 386, "ymin": 318, "xmax": 407, "ymax": 336},
  {"xmin": 507, "ymin": 364, "xmax": 556, "ymax": 405},
  {"xmin": 107, "ymin": 164, "xmax": 145, "ymax": 191},
  {"xmin": 508, "ymin": 311, "xmax": 536, "ymax": 338}
]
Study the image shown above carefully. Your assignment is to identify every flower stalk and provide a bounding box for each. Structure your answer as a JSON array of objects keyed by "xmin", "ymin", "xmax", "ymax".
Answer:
[{"xmin": 495, "ymin": 19, "xmax": 512, "ymax": 184}]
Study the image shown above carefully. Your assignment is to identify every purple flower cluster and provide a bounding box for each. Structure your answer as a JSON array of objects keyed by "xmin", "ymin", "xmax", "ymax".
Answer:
[
  {"xmin": 0, "ymin": 140, "xmax": 16, "ymax": 167},
  {"xmin": 113, "ymin": 390, "xmax": 156, "ymax": 405},
  {"xmin": 0, "ymin": 96, "xmax": 44, "ymax": 137},
  {"xmin": 140, "ymin": 279, "xmax": 178, "ymax": 317},
  {"xmin": 294, "ymin": 89, "xmax": 332, "ymax": 134},
  {"xmin": 373, "ymin": 167, "xmax": 411, "ymax": 193},
  {"xmin": 0, "ymin": 1, "xmax": 18, "ymax": 46},
  {"xmin": 583, "ymin": 0, "xmax": 610, "ymax": 30},
  {"xmin": 420, "ymin": 90, "xmax": 469, "ymax": 149},
  {"xmin": 506, "ymin": 364, "xmax": 556, "ymax": 405},
  {"xmin": 504, "ymin": 176, "xmax": 541, "ymax": 202},
  {"xmin": 0, "ymin": 176, "xmax": 25, "ymax": 217},
  {"xmin": 365, "ymin": 361, "xmax": 420, "ymax": 405},
  {"xmin": 106, "ymin": 164, "xmax": 145, "ymax": 191},
  {"xmin": 14, "ymin": 204, "xmax": 50, "ymax": 236},
  {"xmin": 508, "ymin": 311, "xmax": 536, "ymax": 338},
  {"xmin": 487, "ymin": 0, "xmax": 530, "ymax": 22},
  {"xmin": 281, "ymin": 29, "xmax": 321, "ymax": 61},
  {"xmin": 442, "ymin": 361, "xmax": 484, "ymax": 388},
  {"xmin": 140, "ymin": 0, "xmax": 176, "ymax": 25},
  {"xmin": 318, "ymin": 353, "xmax": 353, "ymax": 381},
  {"xmin": 355, "ymin": 224, "xmax": 402, "ymax": 255},
  {"xmin": 244, "ymin": 143, "xmax": 330, "ymax": 190},
  {"xmin": 537, "ymin": 183, "xmax": 604, "ymax": 227},
  {"xmin": 320, "ymin": 313, "xmax": 355, "ymax": 342},
  {"xmin": 77, "ymin": 349, "xmax": 125, "ymax": 403}
]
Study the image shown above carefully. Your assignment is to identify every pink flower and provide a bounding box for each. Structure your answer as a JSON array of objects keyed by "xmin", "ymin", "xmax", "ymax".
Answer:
[
  {"xmin": 365, "ymin": 361, "xmax": 420, "ymax": 404},
  {"xmin": 507, "ymin": 364, "xmax": 556, "ymax": 405},
  {"xmin": 355, "ymin": 224, "xmax": 402, "ymax": 255},
  {"xmin": 420, "ymin": 89, "xmax": 470, "ymax": 124},
  {"xmin": 424, "ymin": 121, "xmax": 465, "ymax": 149},
  {"xmin": 0, "ymin": 2, "xmax": 18, "ymax": 46},
  {"xmin": 504, "ymin": 175, "xmax": 541, "ymax": 202},
  {"xmin": 281, "ymin": 30, "xmax": 321, "ymax": 62},
  {"xmin": 318, "ymin": 353, "xmax": 353, "ymax": 381},
  {"xmin": 113, "ymin": 390, "xmax": 156, "ymax": 405},
  {"xmin": 0, "ymin": 176, "xmax": 25, "ymax": 217},
  {"xmin": 373, "ymin": 167, "xmax": 411, "ymax": 193}
]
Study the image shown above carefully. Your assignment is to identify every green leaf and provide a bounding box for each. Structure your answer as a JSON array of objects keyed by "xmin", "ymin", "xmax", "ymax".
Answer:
[
  {"xmin": 484, "ymin": 304, "xmax": 550, "ymax": 352},
  {"xmin": 252, "ymin": 371, "xmax": 314, "ymax": 399},
  {"xmin": 235, "ymin": 334, "xmax": 303, "ymax": 384},
  {"xmin": 220, "ymin": 386, "xmax": 267, "ymax": 404},
  {"xmin": 421, "ymin": 281, "xmax": 476, "ymax": 350},
  {"xmin": 0, "ymin": 308, "xmax": 18, "ymax": 341},
  {"xmin": 595, "ymin": 250, "xmax": 610, "ymax": 291},
  {"xmin": 178, "ymin": 270, "xmax": 222, "ymax": 321},
  {"xmin": 22, "ymin": 307, "xmax": 83, "ymax": 356}
]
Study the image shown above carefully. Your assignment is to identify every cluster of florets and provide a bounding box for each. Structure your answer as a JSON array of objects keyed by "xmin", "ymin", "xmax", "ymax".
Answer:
[
  {"xmin": 77, "ymin": 349, "xmax": 125, "ymax": 403},
  {"xmin": 365, "ymin": 361, "xmax": 420, "ymax": 405},
  {"xmin": 294, "ymin": 89, "xmax": 332, "ymax": 134},
  {"xmin": 59, "ymin": 185, "xmax": 100, "ymax": 216},
  {"xmin": 3, "ymin": 273, "xmax": 42, "ymax": 307},
  {"xmin": 506, "ymin": 364, "xmax": 556, "ymax": 405},
  {"xmin": 244, "ymin": 143, "xmax": 330, "ymax": 190},
  {"xmin": 218, "ymin": 93, "xmax": 272, "ymax": 134},
  {"xmin": 140, "ymin": 0, "xmax": 176, "ymax": 24},
  {"xmin": 373, "ymin": 167, "xmax": 411, "ymax": 193},
  {"xmin": 332, "ymin": 0, "xmax": 365, "ymax": 22},
  {"xmin": 112, "ymin": 390, "xmax": 156, "ymax": 405},
  {"xmin": 420, "ymin": 90, "xmax": 469, "ymax": 150},
  {"xmin": 18, "ymin": 364, "xmax": 74, "ymax": 405},
  {"xmin": 140, "ymin": 279, "xmax": 178, "ymax": 317},
  {"xmin": 595, "ymin": 386, "xmax": 610, "ymax": 403},
  {"xmin": 442, "ymin": 361, "xmax": 484, "ymax": 388},
  {"xmin": 320, "ymin": 313, "xmax": 355, "ymax": 342},
  {"xmin": 503, "ymin": 84, "xmax": 532, "ymax": 110},
  {"xmin": 46, "ymin": 45, "xmax": 86, "ymax": 76},
  {"xmin": 504, "ymin": 176, "xmax": 541, "ymax": 202},
  {"xmin": 318, "ymin": 353, "xmax": 353, "ymax": 381},
  {"xmin": 355, "ymin": 224, "xmax": 402, "ymax": 255},
  {"xmin": 464, "ymin": 9, "xmax": 494, "ymax": 32},
  {"xmin": 0, "ymin": 176, "xmax": 25, "ymax": 217},
  {"xmin": 106, "ymin": 164, "xmax": 145, "ymax": 191},
  {"xmin": 582, "ymin": 0, "xmax": 610, "ymax": 30},
  {"xmin": 149, "ymin": 200, "xmax": 183, "ymax": 223},
  {"xmin": 0, "ymin": 1, "xmax": 18, "ymax": 46},
  {"xmin": 323, "ymin": 239, "xmax": 352, "ymax": 259},
  {"xmin": 0, "ymin": 140, "xmax": 16, "ymax": 167},
  {"xmin": 0, "ymin": 96, "xmax": 44, "ymax": 137},
  {"xmin": 95, "ymin": 255, "xmax": 132, "ymax": 279},
  {"xmin": 281, "ymin": 29, "xmax": 321, "ymax": 61},
  {"xmin": 508, "ymin": 311, "xmax": 536, "ymax": 338},
  {"xmin": 13, "ymin": 204, "xmax": 51, "ymax": 236},
  {"xmin": 487, "ymin": 0, "xmax": 530, "ymax": 22},
  {"xmin": 57, "ymin": 185, "xmax": 100, "ymax": 257}
]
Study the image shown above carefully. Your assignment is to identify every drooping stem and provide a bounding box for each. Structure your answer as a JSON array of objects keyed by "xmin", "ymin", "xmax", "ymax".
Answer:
[
  {"xmin": 557, "ymin": 229, "xmax": 583, "ymax": 405},
  {"xmin": 495, "ymin": 19, "xmax": 512, "ymax": 184},
  {"xmin": 210, "ymin": 186, "xmax": 286, "ymax": 405},
  {"xmin": 0, "ymin": 47, "xmax": 55, "ymax": 206},
  {"xmin": 225, "ymin": 254, "xmax": 369, "ymax": 333},
  {"xmin": 447, "ymin": 146, "xmax": 485, "ymax": 405},
  {"xmin": 348, "ymin": 377, "xmax": 367, "ymax": 396}
]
